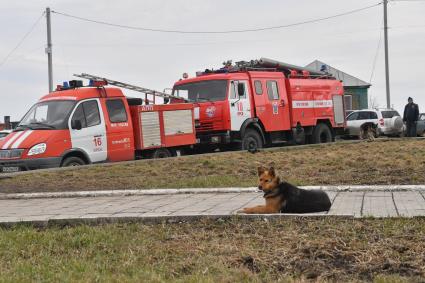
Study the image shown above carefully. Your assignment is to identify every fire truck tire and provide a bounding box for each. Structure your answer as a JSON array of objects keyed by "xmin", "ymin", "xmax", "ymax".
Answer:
[
  {"xmin": 312, "ymin": 123, "xmax": 332, "ymax": 144},
  {"xmin": 61, "ymin": 156, "xmax": 86, "ymax": 167},
  {"xmin": 152, "ymin": 148, "xmax": 172, "ymax": 159},
  {"xmin": 241, "ymin": 129, "xmax": 263, "ymax": 151}
]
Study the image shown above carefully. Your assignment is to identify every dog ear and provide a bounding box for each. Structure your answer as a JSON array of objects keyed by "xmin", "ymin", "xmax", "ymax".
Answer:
[
  {"xmin": 257, "ymin": 166, "xmax": 266, "ymax": 176},
  {"xmin": 268, "ymin": 167, "xmax": 275, "ymax": 177}
]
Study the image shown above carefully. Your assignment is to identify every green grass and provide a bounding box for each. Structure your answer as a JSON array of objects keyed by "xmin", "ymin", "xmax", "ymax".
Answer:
[
  {"xmin": 1, "ymin": 139, "xmax": 425, "ymax": 193},
  {"xmin": 0, "ymin": 218, "xmax": 424, "ymax": 282}
]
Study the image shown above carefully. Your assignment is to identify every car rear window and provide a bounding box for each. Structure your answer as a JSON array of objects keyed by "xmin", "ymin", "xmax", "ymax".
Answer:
[{"xmin": 381, "ymin": 111, "xmax": 400, "ymax": 119}]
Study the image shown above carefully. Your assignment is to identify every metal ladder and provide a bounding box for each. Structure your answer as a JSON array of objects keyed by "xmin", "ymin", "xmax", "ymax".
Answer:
[{"xmin": 74, "ymin": 73, "xmax": 190, "ymax": 104}]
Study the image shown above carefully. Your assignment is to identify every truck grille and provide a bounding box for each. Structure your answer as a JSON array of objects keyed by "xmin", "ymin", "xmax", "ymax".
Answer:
[
  {"xmin": 196, "ymin": 119, "xmax": 225, "ymax": 132},
  {"xmin": 196, "ymin": 121, "xmax": 214, "ymax": 132},
  {"xmin": 0, "ymin": 149, "xmax": 24, "ymax": 159}
]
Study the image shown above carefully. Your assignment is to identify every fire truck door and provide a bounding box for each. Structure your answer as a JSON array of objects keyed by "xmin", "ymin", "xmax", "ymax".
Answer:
[
  {"xmin": 69, "ymin": 99, "xmax": 108, "ymax": 163},
  {"xmin": 263, "ymin": 80, "xmax": 291, "ymax": 131},
  {"xmin": 228, "ymin": 80, "xmax": 252, "ymax": 131}
]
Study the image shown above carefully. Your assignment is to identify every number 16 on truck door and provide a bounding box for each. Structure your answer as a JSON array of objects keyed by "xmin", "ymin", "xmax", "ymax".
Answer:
[{"xmin": 93, "ymin": 135, "xmax": 103, "ymax": 151}]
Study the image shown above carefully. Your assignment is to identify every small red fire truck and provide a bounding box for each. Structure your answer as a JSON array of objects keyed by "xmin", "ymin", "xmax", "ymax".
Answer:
[
  {"xmin": 172, "ymin": 58, "xmax": 346, "ymax": 150},
  {"xmin": 0, "ymin": 80, "xmax": 196, "ymax": 172}
]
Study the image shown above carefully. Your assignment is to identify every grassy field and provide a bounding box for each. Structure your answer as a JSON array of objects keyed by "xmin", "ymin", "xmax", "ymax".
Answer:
[
  {"xmin": 1, "ymin": 139, "xmax": 424, "ymax": 193},
  {"xmin": 0, "ymin": 218, "xmax": 424, "ymax": 282}
]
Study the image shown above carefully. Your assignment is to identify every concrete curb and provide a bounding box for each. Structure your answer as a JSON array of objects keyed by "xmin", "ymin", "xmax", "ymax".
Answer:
[{"xmin": 1, "ymin": 185, "xmax": 425, "ymax": 200}]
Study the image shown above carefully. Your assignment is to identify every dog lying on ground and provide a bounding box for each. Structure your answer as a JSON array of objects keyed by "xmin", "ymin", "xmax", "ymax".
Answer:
[{"xmin": 239, "ymin": 166, "xmax": 331, "ymax": 214}]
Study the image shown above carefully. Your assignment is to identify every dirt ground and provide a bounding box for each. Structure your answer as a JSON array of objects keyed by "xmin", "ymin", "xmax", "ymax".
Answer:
[{"xmin": 0, "ymin": 139, "xmax": 424, "ymax": 193}]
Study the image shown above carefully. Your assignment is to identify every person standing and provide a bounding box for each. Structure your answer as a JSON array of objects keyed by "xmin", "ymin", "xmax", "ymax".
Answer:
[{"xmin": 403, "ymin": 97, "xmax": 419, "ymax": 137}]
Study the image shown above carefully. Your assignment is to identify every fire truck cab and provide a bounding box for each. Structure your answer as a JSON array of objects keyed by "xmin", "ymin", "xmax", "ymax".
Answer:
[{"xmin": 172, "ymin": 59, "xmax": 345, "ymax": 150}]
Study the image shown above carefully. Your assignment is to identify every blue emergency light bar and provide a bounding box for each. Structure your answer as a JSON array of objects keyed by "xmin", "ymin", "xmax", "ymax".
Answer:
[{"xmin": 55, "ymin": 79, "xmax": 107, "ymax": 91}]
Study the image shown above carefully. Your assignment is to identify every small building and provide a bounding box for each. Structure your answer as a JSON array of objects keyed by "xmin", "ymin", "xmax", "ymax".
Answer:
[{"xmin": 305, "ymin": 60, "xmax": 371, "ymax": 110}]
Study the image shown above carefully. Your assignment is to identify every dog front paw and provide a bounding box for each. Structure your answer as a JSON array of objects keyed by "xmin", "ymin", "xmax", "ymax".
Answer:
[{"xmin": 236, "ymin": 208, "xmax": 249, "ymax": 214}]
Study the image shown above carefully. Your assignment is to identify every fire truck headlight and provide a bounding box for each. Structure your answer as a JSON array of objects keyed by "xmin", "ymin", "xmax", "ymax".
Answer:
[
  {"xmin": 28, "ymin": 143, "xmax": 47, "ymax": 156},
  {"xmin": 211, "ymin": 136, "xmax": 220, "ymax": 143}
]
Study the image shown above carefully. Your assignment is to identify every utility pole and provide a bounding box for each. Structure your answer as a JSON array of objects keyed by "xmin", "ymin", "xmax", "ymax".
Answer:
[
  {"xmin": 383, "ymin": 0, "xmax": 391, "ymax": 108},
  {"xmin": 45, "ymin": 7, "xmax": 53, "ymax": 93}
]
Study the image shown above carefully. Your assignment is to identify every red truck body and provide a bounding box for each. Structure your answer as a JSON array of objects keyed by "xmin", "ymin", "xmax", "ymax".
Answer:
[
  {"xmin": 173, "ymin": 69, "xmax": 345, "ymax": 148},
  {"xmin": 130, "ymin": 103, "xmax": 196, "ymax": 151}
]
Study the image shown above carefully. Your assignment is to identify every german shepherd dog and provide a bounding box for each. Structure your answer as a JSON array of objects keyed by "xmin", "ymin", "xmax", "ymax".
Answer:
[{"xmin": 239, "ymin": 167, "xmax": 331, "ymax": 214}]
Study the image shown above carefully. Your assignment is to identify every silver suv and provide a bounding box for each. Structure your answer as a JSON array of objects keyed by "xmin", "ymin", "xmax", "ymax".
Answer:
[{"xmin": 346, "ymin": 109, "xmax": 404, "ymax": 137}]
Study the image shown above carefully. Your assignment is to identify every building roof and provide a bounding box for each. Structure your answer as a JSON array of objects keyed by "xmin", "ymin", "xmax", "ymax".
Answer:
[{"xmin": 305, "ymin": 60, "xmax": 371, "ymax": 88}]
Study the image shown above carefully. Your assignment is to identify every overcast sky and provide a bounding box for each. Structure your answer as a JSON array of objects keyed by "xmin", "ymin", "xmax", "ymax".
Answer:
[{"xmin": 1, "ymin": 0, "xmax": 424, "ymax": 121}]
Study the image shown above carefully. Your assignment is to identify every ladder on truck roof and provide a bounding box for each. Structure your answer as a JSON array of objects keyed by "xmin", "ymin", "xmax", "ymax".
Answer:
[{"xmin": 74, "ymin": 73, "xmax": 190, "ymax": 104}]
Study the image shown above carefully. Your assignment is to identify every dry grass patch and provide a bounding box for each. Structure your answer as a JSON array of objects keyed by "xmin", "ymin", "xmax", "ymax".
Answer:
[
  {"xmin": 0, "ymin": 218, "xmax": 424, "ymax": 282},
  {"xmin": 1, "ymin": 139, "xmax": 424, "ymax": 193}
]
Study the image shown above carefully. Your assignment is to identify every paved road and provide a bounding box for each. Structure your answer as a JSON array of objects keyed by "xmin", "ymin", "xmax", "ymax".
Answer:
[{"xmin": 1, "ymin": 190, "xmax": 425, "ymax": 225}]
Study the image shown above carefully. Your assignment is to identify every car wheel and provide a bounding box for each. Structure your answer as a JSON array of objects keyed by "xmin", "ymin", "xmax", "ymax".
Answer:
[
  {"xmin": 61, "ymin": 157, "xmax": 86, "ymax": 167},
  {"xmin": 391, "ymin": 116, "xmax": 404, "ymax": 132},
  {"xmin": 312, "ymin": 123, "xmax": 333, "ymax": 143}
]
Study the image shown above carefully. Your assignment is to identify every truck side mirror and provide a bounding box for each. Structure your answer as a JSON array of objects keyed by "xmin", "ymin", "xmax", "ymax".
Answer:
[
  {"xmin": 71, "ymin": 120, "xmax": 82, "ymax": 130},
  {"xmin": 237, "ymin": 83, "xmax": 245, "ymax": 97}
]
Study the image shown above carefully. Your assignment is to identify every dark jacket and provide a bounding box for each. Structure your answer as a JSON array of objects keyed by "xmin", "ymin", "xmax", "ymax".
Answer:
[{"xmin": 403, "ymin": 103, "xmax": 419, "ymax": 122}]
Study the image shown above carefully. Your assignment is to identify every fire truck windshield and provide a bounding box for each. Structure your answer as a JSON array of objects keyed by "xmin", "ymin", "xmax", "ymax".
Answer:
[
  {"xmin": 173, "ymin": 80, "xmax": 227, "ymax": 102},
  {"xmin": 17, "ymin": 100, "xmax": 76, "ymax": 130}
]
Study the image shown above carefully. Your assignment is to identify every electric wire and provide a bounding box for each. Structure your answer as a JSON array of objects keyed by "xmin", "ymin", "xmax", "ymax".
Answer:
[
  {"xmin": 6, "ymin": 45, "xmax": 45, "ymax": 64},
  {"xmin": 51, "ymin": 3, "xmax": 382, "ymax": 34},
  {"xmin": 0, "ymin": 12, "xmax": 45, "ymax": 68},
  {"xmin": 390, "ymin": 0, "xmax": 425, "ymax": 2},
  {"xmin": 369, "ymin": 26, "xmax": 383, "ymax": 84}
]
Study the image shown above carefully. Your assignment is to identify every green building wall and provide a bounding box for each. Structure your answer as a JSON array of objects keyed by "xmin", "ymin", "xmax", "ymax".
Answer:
[{"xmin": 344, "ymin": 87, "xmax": 369, "ymax": 110}]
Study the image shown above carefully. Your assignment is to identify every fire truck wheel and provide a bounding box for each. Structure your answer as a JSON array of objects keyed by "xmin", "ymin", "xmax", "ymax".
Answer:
[
  {"xmin": 152, "ymin": 148, "xmax": 172, "ymax": 159},
  {"xmin": 61, "ymin": 156, "xmax": 86, "ymax": 167},
  {"xmin": 241, "ymin": 129, "xmax": 263, "ymax": 151},
  {"xmin": 312, "ymin": 123, "xmax": 332, "ymax": 144}
]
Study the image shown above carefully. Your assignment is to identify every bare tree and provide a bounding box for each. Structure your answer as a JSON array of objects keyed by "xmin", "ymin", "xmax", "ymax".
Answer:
[{"xmin": 369, "ymin": 95, "xmax": 380, "ymax": 109}]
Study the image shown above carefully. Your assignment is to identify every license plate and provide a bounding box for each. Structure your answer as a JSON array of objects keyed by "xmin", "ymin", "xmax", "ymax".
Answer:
[{"xmin": 1, "ymin": 166, "xmax": 20, "ymax": 173}]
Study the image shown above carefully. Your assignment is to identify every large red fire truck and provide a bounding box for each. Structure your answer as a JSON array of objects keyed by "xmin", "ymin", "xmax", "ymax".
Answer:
[
  {"xmin": 0, "ymin": 79, "xmax": 196, "ymax": 172},
  {"xmin": 172, "ymin": 58, "xmax": 346, "ymax": 151}
]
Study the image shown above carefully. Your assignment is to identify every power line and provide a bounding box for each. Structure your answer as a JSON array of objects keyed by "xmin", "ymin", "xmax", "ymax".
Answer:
[
  {"xmin": 52, "ymin": 3, "xmax": 382, "ymax": 34},
  {"xmin": 390, "ymin": 0, "xmax": 425, "ymax": 2},
  {"xmin": 369, "ymin": 24, "xmax": 384, "ymax": 83},
  {"xmin": 6, "ymin": 45, "xmax": 45, "ymax": 63},
  {"xmin": 0, "ymin": 12, "xmax": 45, "ymax": 68}
]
